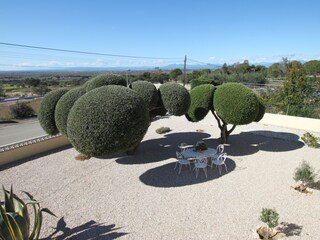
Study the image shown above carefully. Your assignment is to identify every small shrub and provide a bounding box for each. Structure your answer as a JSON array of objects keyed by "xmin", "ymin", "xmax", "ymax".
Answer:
[
  {"xmin": 85, "ymin": 74, "xmax": 126, "ymax": 92},
  {"xmin": 301, "ymin": 132, "xmax": 319, "ymax": 148},
  {"xmin": 190, "ymin": 78, "xmax": 218, "ymax": 89},
  {"xmin": 156, "ymin": 127, "xmax": 171, "ymax": 134},
  {"xmin": 294, "ymin": 161, "xmax": 316, "ymax": 185},
  {"xmin": 38, "ymin": 89, "xmax": 68, "ymax": 135},
  {"xmin": 55, "ymin": 87, "xmax": 86, "ymax": 136},
  {"xmin": 260, "ymin": 208, "xmax": 279, "ymax": 229},
  {"xmin": 159, "ymin": 82, "xmax": 190, "ymax": 116},
  {"xmin": 67, "ymin": 85, "xmax": 150, "ymax": 156},
  {"xmin": 195, "ymin": 141, "xmax": 208, "ymax": 151},
  {"xmin": 10, "ymin": 102, "xmax": 35, "ymax": 119}
]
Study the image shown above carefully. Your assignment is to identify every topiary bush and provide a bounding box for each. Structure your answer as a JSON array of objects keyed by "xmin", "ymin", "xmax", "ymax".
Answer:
[
  {"xmin": 38, "ymin": 89, "xmax": 68, "ymax": 135},
  {"xmin": 130, "ymin": 80, "xmax": 158, "ymax": 110},
  {"xmin": 214, "ymin": 83, "xmax": 260, "ymax": 125},
  {"xmin": 55, "ymin": 86, "xmax": 86, "ymax": 136},
  {"xmin": 159, "ymin": 82, "xmax": 190, "ymax": 116},
  {"xmin": 186, "ymin": 84, "xmax": 215, "ymax": 122},
  {"xmin": 254, "ymin": 95, "xmax": 266, "ymax": 122},
  {"xmin": 85, "ymin": 74, "xmax": 126, "ymax": 92},
  {"xmin": 10, "ymin": 102, "xmax": 35, "ymax": 119},
  {"xmin": 67, "ymin": 85, "xmax": 150, "ymax": 156},
  {"xmin": 190, "ymin": 78, "xmax": 218, "ymax": 89}
]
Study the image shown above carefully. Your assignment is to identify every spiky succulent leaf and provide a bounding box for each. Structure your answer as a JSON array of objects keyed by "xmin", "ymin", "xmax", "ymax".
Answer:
[
  {"xmin": 8, "ymin": 212, "xmax": 29, "ymax": 239},
  {"xmin": 7, "ymin": 212, "xmax": 24, "ymax": 239},
  {"xmin": 4, "ymin": 186, "xmax": 15, "ymax": 213},
  {"xmin": 0, "ymin": 205, "xmax": 15, "ymax": 240}
]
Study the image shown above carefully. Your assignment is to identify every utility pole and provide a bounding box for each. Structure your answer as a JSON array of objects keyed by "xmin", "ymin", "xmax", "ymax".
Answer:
[{"xmin": 183, "ymin": 55, "xmax": 187, "ymax": 87}]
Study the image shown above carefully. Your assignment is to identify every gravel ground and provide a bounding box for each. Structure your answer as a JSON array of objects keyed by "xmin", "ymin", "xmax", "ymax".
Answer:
[{"xmin": 1, "ymin": 114, "xmax": 320, "ymax": 239}]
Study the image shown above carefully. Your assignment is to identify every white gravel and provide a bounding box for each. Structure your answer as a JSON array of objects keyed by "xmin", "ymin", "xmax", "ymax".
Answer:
[{"xmin": 1, "ymin": 114, "xmax": 320, "ymax": 239}]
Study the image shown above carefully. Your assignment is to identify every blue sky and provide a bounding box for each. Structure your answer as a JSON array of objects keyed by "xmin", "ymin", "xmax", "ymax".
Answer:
[{"xmin": 1, "ymin": 0, "xmax": 320, "ymax": 70}]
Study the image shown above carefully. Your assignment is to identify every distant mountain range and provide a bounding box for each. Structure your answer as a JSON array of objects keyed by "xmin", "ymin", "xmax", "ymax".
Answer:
[{"xmin": 0, "ymin": 61, "xmax": 295, "ymax": 72}]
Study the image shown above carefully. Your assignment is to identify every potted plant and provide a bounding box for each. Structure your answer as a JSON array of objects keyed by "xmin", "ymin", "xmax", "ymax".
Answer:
[
  {"xmin": 293, "ymin": 160, "xmax": 316, "ymax": 193},
  {"xmin": 257, "ymin": 208, "xmax": 282, "ymax": 239},
  {"xmin": 195, "ymin": 141, "xmax": 208, "ymax": 152}
]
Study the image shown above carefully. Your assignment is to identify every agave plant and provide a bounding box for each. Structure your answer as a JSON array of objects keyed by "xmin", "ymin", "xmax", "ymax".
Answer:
[{"xmin": 0, "ymin": 185, "xmax": 56, "ymax": 240}]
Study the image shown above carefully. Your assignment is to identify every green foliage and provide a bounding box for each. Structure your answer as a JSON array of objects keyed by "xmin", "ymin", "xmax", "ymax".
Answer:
[
  {"xmin": 32, "ymin": 84, "xmax": 50, "ymax": 96},
  {"xmin": 159, "ymin": 82, "xmax": 190, "ymax": 116},
  {"xmin": 10, "ymin": 102, "xmax": 35, "ymax": 119},
  {"xmin": 130, "ymin": 81, "xmax": 159, "ymax": 110},
  {"xmin": 55, "ymin": 87, "xmax": 86, "ymax": 137},
  {"xmin": 156, "ymin": 127, "xmax": 171, "ymax": 134},
  {"xmin": 38, "ymin": 89, "xmax": 68, "ymax": 135},
  {"xmin": 304, "ymin": 60, "xmax": 320, "ymax": 76},
  {"xmin": 149, "ymin": 89, "xmax": 167, "ymax": 118},
  {"xmin": 85, "ymin": 74, "xmax": 126, "ymax": 92},
  {"xmin": 259, "ymin": 208, "xmax": 279, "ymax": 229},
  {"xmin": 254, "ymin": 95, "xmax": 266, "ymax": 122},
  {"xmin": 0, "ymin": 186, "xmax": 56, "ymax": 240},
  {"xmin": 149, "ymin": 71, "xmax": 169, "ymax": 84},
  {"xmin": 67, "ymin": 85, "xmax": 150, "ymax": 156},
  {"xmin": 268, "ymin": 63, "xmax": 286, "ymax": 78},
  {"xmin": 169, "ymin": 68, "xmax": 183, "ymax": 81},
  {"xmin": 0, "ymin": 84, "xmax": 5, "ymax": 97},
  {"xmin": 195, "ymin": 141, "xmax": 208, "ymax": 151},
  {"xmin": 191, "ymin": 78, "xmax": 217, "ymax": 89},
  {"xmin": 301, "ymin": 132, "xmax": 319, "ymax": 148},
  {"xmin": 186, "ymin": 84, "xmax": 215, "ymax": 122},
  {"xmin": 294, "ymin": 161, "xmax": 316, "ymax": 184},
  {"xmin": 214, "ymin": 83, "xmax": 260, "ymax": 125}
]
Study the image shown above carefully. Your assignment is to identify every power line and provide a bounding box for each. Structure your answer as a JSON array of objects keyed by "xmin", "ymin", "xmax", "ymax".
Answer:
[
  {"xmin": 188, "ymin": 58, "xmax": 215, "ymax": 65},
  {"xmin": 0, "ymin": 42, "xmax": 182, "ymax": 60}
]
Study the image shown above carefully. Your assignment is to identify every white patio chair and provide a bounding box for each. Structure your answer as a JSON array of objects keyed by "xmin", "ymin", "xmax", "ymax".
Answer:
[
  {"xmin": 210, "ymin": 144, "xmax": 224, "ymax": 164},
  {"xmin": 193, "ymin": 157, "xmax": 208, "ymax": 178},
  {"xmin": 178, "ymin": 142, "xmax": 194, "ymax": 152},
  {"xmin": 174, "ymin": 151, "xmax": 191, "ymax": 174},
  {"xmin": 211, "ymin": 153, "xmax": 228, "ymax": 175}
]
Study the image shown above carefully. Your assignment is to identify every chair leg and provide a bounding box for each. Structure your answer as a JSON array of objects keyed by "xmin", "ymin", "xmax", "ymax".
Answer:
[
  {"xmin": 224, "ymin": 163, "xmax": 228, "ymax": 173},
  {"xmin": 188, "ymin": 163, "xmax": 191, "ymax": 171},
  {"xmin": 203, "ymin": 168, "xmax": 207, "ymax": 178},
  {"xmin": 195, "ymin": 168, "xmax": 199, "ymax": 178},
  {"xmin": 218, "ymin": 166, "xmax": 222, "ymax": 175},
  {"xmin": 174, "ymin": 162, "xmax": 178, "ymax": 170},
  {"xmin": 178, "ymin": 164, "xmax": 182, "ymax": 174}
]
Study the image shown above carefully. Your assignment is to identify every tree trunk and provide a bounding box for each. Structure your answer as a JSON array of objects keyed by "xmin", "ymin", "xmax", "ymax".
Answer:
[{"xmin": 220, "ymin": 125, "xmax": 229, "ymax": 144}]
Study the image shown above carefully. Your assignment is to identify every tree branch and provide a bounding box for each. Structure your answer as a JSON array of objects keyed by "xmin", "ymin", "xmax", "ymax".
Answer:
[
  {"xmin": 227, "ymin": 124, "xmax": 236, "ymax": 135},
  {"xmin": 211, "ymin": 110, "xmax": 223, "ymax": 129}
]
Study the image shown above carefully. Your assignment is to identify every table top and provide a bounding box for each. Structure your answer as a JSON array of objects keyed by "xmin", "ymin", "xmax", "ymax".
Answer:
[
  {"xmin": 182, "ymin": 147, "xmax": 217, "ymax": 158},
  {"xmin": 178, "ymin": 144, "xmax": 194, "ymax": 149}
]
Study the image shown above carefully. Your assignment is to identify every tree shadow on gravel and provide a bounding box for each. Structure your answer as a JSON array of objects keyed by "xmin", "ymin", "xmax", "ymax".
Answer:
[
  {"xmin": 116, "ymin": 130, "xmax": 304, "ymax": 164},
  {"xmin": 217, "ymin": 131, "xmax": 304, "ymax": 157},
  {"xmin": 116, "ymin": 132, "xmax": 211, "ymax": 165},
  {"xmin": 139, "ymin": 159, "xmax": 236, "ymax": 188},
  {"xmin": 43, "ymin": 217, "xmax": 128, "ymax": 240},
  {"xmin": 277, "ymin": 222, "xmax": 303, "ymax": 237}
]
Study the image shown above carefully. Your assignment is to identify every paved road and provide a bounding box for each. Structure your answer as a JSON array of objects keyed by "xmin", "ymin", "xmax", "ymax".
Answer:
[{"xmin": 0, "ymin": 119, "xmax": 46, "ymax": 146}]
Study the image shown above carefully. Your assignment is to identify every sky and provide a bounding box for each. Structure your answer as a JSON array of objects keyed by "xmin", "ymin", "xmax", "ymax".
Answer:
[{"xmin": 1, "ymin": 0, "xmax": 320, "ymax": 70}]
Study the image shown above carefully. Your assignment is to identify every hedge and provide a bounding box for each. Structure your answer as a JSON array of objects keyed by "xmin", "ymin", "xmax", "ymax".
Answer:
[
  {"xmin": 85, "ymin": 74, "xmax": 127, "ymax": 92},
  {"xmin": 38, "ymin": 89, "xmax": 68, "ymax": 135},
  {"xmin": 67, "ymin": 85, "xmax": 150, "ymax": 156},
  {"xmin": 158, "ymin": 83, "xmax": 190, "ymax": 116},
  {"xmin": 213, "ymin": 83, "xmax": 259, "ymax": 125},
  {"xmin": 186, "ymin": 84, "xmax": 215, "ymax": 122},
  {"xmin": 55, "ymin": 86, "xmax": 87, "ymax": 136},
  {"xmin": 130, "ymin": 80, "xmax": 158, "ymax": 110},
  {"xmin": 191, "ymin": 78, "xmax": 218, "ymax": 89}
]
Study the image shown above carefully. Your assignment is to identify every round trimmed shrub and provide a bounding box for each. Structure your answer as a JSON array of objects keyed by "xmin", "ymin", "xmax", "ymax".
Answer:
[
  {"xmin": 10, "ymin": 102, "xmax": 35, "ymax": 119},
  {"xmin": 55, "ymin": 86, "xmax": 86, "ymax": 136},
  {"xmin": 38, "ymin": 89, "xmax": 68, "ymax": 135},
  {"xmin": 159, "ymin": 82, "xmax": 190, "ymax": 116},
  {"xmin": 254, "ymin": 95, "xmax": 266, "ymax": 122},
  {"xmin": 149, "ymin": 89, "xmax": 167, "ymax": 118},
  {"xmin": 186, "ymin": 84, "xmax": 215, "ymax": 122},
  {"xmin": 214, "ymin": 83, "xmax": 259, "ymax": 125},
  {"xmin": 67, "ymin": 85, "xmax": 150, "ymax": 156},
  {"xmin": 191, "ymin": 78, "xmax": 218, "ymax": 89},
  {"xmin": 130, "ymin": 80, "xmax": 158, "ymax": 110},
  {"xmin": 85, "ymin": 74, "xmax": 127, "ymax": 92}
]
